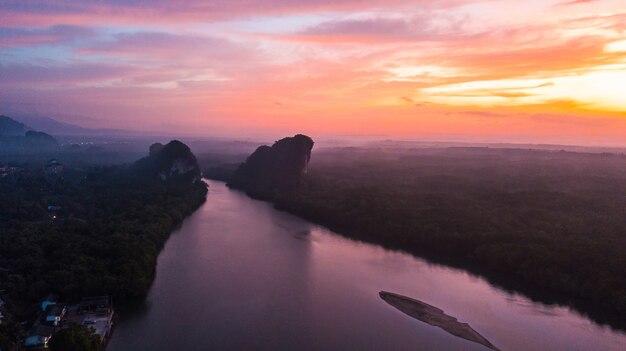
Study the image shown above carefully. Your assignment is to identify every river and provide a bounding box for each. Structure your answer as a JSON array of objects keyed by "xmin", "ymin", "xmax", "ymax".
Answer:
[{"xmin": 108, "ymin": 180, "xmax": 626, "ymax": 351}]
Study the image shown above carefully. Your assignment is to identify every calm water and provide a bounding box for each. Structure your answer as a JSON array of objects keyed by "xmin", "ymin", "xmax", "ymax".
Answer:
[{"xmin": 108, "ymin": 180, "xmax": 626, "ymax": 351}]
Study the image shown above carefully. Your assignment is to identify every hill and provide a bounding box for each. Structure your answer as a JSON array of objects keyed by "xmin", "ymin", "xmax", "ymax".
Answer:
[
  {"xmin": 227, "ymin": 134, "xmax": 314, "ymax": 196},
  {"xmin": 134, "ymin": 140, "xmax": 202, "ymax": 184},
  {"xmin": 0, "ymin": 115, "xmax": 27, "ymax": 137},
  {"xmin": 12, "ymin": 115, "xmax": 151, "ymax": 137},
  {"xmin": 0, "ymin": 116, "xmax": 59, "ymax": 150}
]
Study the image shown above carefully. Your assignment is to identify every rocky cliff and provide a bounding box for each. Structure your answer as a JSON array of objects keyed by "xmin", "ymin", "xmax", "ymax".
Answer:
[
  {"xmin": 228, "ymin": 134, "xmax": 314, "ymax": 195},
  {"xmin": 134, "ymin": 140, "xmax": 201, "ymax": 184}
]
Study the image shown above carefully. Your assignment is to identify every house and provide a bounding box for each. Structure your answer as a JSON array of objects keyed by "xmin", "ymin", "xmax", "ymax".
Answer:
[
  {"xmin": 23, "ymin": 295, "xmax": 58, "ymax": 350},
  {"xmin": 41, "ymin": 294, "xmax": 57, "ymax": 312},
  {"xmin": 24, "ymin": 335, "xmax": 51, "ymax": 349},
  {"xmin": 25, "ymin": 295, "xmax": 115, "ymax": 349},
  {"xmin": 43, "ymin": 304, "xmax": 66, "ymax": 326},
  {"xmin": 76, "ymin": 296, "xmax": 114, "ymax": 342},
  {"xmin": 78, "ymin": 296, "xmax": 112, "ymax": 313}
]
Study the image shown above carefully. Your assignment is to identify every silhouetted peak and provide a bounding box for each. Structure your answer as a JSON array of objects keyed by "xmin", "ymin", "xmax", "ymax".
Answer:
[
  {"xmin": 24, "ymin": 130, "xmax": 58, "ymax": 145},
  {"xmin": 228, "ymin": 134, "xmax": 314, "ymax": 195},
  {"xmin": 135, "ymin": 140, "xmax": 201, "ymax": 183},
  {"xmin": 150, "ymin": 142, "xmax": 164, "ymax": 156},
  {"xmin": 0, "ymin": 117, "xmax": 58, "ymax": 150},
  {"xmin": 0, "ymin": 115, "xmax": 27, "ymax": 137}
]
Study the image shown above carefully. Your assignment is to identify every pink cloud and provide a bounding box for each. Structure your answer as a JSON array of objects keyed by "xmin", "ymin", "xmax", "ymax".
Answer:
[
  {"xmin": 0, "ymin": 0, "xmax": 472, "ymax": 28},
  {"xmin": 79, "ymin": 32, "xmax": 256, "ymax": 63},
  {"xmin": 295, "ymin": 14, "xmax": 473, "ymax": 43},
  {"xmin": 0, "ymin": 63, "xmax": 134, "ymax": 84},
  {"xmin": 556, "ymin": 0, "xmax": 599, "ymax": 6},
  {"xmin": 75, "ymin": 31, "xmax": 267, "ymax": 82},
  {"xmin": 563, "ymin": 12, "xmax": 626, "ymax": 31},
  {"xmin": 2, "ymin": 0, "xmax": 626, "ymax": 144},
  {"xmin": 0, "ymin": 25, "xmax": 93, "ymax": 48}
]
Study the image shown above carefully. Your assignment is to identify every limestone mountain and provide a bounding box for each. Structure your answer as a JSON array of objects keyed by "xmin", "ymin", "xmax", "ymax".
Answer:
[
  {"xmin": 228, "ymin": 134, "xmax": 314, "ymax": 196},
  {"xmin": 134, "ymin": 140, "xmax": 201, "ymax": 184}
]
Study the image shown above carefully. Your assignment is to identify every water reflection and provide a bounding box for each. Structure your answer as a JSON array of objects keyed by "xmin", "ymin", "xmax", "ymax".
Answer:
[{"xmin": 108, "ymin": 180, "xmax": 626, "ymax": 351}]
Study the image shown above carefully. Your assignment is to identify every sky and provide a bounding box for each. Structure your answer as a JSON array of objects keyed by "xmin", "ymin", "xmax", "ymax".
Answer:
[{"xmin": 1, "ymin": 0, "xmax": 626, "ymax": 144}]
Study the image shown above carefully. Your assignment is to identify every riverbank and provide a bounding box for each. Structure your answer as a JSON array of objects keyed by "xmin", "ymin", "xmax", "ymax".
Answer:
[
  {"xmin": 0, "ymin": 144, "xmax": 208, "ymax": 349},
  {"xmin": 211, "ymin": 146, "xmax": 626, "ymax": 331},
  {"xmin": 108, "ymin": 179, "xmax": 626, "ymax": 351}
]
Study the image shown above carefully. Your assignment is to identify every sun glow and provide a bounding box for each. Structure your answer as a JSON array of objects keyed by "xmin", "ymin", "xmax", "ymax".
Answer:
[
  {"xmin": 2, "ymin": 0, "xmax": 626, "ymax": 143},
  {"xmin": 384, "ymin": 66, "xmax": 461, "ymax": 81},
  {"xmin": 420, "ymin": 66, "xmax": 626, "ymax": 111},
  {"xmin": 605, "ymin": 40, "xmax": 626, "ymax": 53}
]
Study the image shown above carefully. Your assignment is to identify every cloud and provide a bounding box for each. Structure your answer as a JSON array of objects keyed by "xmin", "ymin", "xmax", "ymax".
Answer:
[
  {"xmin": 0, "ymin": 0, "xmax": 470, "ymax": 28},
  {"xmin": 1, "ymin": 0, "xmax": 626, "ymax": 143},
  {"xmin": 563, "ymin": 12, "xmax": 626, "ymax": 32},
  {"xmin": 73, "ymin": 31, "xmax": 268, "ymax": 84},
  {"xmin": 0, "ymin": 62, "xmax": 133, "ymax": 84},
  {"xmin": 294, "ymin": 14, "xmax": 472, "ymax": 43},
  {"xmin": 300, "ymin": 16, "xmax": 434, "ymax": 41},
  {"xmin": 416, "ymin": 37, "xmax": 624, "ymax": 80},
  {"xmin": 458, "ymin": 110, "xmax": 504, "ymax": 118},
  {"xmin": 556, "ymin": 0, "xmax": 599, "ymax": 6},
  {"xmin": 80, "ymin": 32, "xmax": 255, "ymax": 63},
  {"xmin": 0, "ymin": 25, "xmax": 93, "ymax": 48},
  {"xmin": 489, "ymin": 92, "xmax": 535, "ymax": 98}
]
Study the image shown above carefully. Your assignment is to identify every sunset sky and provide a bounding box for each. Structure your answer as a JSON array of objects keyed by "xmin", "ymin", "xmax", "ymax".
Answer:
[{"xmin": 1, "ymin": 0, "xmax": 625, "ymax": 144}]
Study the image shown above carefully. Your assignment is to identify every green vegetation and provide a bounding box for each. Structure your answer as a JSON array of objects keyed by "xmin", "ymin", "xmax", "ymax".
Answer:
[
  {"xmin": 49, "ymin": 323, "xmax": 103, "ymax": 351},
  {"xmin": 229, "ymin": 146, "xmax": 626, "ymax": 328},
  {"xmin": 0, "ymin": 145, "xmax": 207, "ymax": 349}
]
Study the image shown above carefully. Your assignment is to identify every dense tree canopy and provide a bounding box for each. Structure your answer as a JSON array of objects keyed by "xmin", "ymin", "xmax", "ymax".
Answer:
[
  {"xmin": 0, "ymin": 148, "xmax": 207, "ymax": 349},
  {"xmin": 220, "ymin": 146, "xmax": 626, "ymax": 329},
  {"xmin": 49, "ymin": 323, "xmax": 103, "ymax": 351}
]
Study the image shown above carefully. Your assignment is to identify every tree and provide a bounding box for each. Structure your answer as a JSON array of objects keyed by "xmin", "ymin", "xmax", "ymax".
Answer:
[{"xmin": 49, "ymin": 323, "xmax": 103, "ymax": 351}]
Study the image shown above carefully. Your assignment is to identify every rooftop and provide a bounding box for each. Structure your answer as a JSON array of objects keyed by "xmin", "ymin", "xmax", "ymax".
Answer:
[
  {"xmin": 66, "ymin": 300, "xmax": 114, "ymax": 341},
  {"xmin": 44, "ymin": 304, "xmax": 65, "ymax": 317},
  {"xmin": 79, "ymin": 296, "xmax": 111, "ymax": 312}
]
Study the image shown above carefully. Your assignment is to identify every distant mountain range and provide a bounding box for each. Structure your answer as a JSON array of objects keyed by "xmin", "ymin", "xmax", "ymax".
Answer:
[
  {"xmin": 0, "ymin": 115, "xmax": 59, "ymax": 150},
  {"xmin": 9, "ymin": 115, "xmax": 148, "ymax": 137},
  {"xmin": 0, "ymin": 115, "xmax": 28, "ymax": 137}
]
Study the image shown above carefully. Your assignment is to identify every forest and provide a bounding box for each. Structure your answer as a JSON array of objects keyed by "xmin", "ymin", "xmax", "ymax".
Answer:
[
  {"xmin": 0, "ymin": 147, "xmax": 207, "ymax": 348},
  {"xmin": 230, "ymin": 146, "xmax": 626, "ymax": 329}
]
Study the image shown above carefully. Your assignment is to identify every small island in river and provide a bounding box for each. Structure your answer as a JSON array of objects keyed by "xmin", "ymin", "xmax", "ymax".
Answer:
[{"xmin": 379, "ymin": 291, "xmax": 500, "ymax": 351}]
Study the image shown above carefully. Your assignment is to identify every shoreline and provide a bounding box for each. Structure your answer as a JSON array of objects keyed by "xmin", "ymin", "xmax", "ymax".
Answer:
[{"xmin": 213, "ymin": 177, "xmax": 626, "ymax": 332}]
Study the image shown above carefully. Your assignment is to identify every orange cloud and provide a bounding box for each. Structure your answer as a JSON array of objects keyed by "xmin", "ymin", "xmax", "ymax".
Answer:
[{"xmin": 2, "ymin": 0, "xmax": 626, "ymax": 145}]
